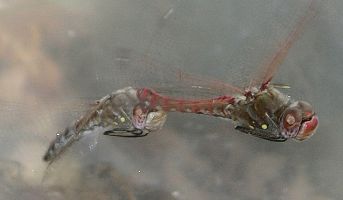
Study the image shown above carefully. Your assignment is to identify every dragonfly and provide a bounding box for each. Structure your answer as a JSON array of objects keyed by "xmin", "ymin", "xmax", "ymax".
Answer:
[{"xmin": 43, "ymin": 0, "xmax": 319, "ymax": 163}]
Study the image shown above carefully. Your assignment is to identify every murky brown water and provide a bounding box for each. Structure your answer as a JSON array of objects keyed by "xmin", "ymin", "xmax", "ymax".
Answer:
[{"xmin": 0, "ymin": 0, "xmax": 341, "ymax": 199}]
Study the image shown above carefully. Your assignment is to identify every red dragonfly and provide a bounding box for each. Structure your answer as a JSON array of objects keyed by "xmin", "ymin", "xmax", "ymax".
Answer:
[{"xmin": 43, "ymin": 0, "xmax": 319, "ymax": 162}]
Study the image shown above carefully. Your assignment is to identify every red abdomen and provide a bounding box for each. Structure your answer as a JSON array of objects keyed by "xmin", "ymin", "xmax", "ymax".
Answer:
[{"xmin": 136, "ymin": 88, "xmax": 235, "ymax": 118}]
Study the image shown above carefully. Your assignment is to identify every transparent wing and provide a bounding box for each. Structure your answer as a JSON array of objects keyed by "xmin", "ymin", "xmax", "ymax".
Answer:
[
  {"xmin": 101, "ymin": 0, "xmax": 319, "ymax": 99},
  {"xmin": 253, "ymin": 0, "xmax": 318, "ymax": 88},
  {"xmin": 113, "ymin": 49, "xmax": 244, "ymax": 99}
]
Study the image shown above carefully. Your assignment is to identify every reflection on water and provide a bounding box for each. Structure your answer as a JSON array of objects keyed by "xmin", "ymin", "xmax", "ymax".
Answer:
[{"xmin": 0, "ymin": 0, "xmax": 342, "ymax": 199}]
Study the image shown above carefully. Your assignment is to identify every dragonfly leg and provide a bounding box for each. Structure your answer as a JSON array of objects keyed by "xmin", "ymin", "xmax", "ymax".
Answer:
[
  {"xmin": 234, "ymin": 125, "xmax": 287, "ymax": 142},
  {"xmin": 103, "ymin": 128, "xmax": 149, "ymax": 137}
]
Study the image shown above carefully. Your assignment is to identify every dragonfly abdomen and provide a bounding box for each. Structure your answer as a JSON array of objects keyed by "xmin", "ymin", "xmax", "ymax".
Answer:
[
  {"xmin": 43, "ymin": 126, "xmax": 77, "ymax": 162},
  {"xmin": 137, "ymin": 88, "xmax": 235, "ymax": 118}
]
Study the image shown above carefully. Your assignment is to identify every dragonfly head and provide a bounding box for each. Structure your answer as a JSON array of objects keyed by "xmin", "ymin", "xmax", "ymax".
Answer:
[{"xmin": 280, "ymin": 101, "xmax": 318, "ymax": 141}]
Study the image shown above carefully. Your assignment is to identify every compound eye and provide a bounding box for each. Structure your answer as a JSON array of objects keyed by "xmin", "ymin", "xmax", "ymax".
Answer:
[{"xmin": 297, "ymin": 101, "xmax": 315, "ymax": 119}]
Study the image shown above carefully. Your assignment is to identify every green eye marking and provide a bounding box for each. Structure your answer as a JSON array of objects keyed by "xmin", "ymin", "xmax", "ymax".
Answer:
[
  {"xmin": 120, "ymin": 117, "xmax": 126, "ymax": 123},
  {"xmin": 261, "ymin": 124, "xmax": 268, "ymax": 129}
]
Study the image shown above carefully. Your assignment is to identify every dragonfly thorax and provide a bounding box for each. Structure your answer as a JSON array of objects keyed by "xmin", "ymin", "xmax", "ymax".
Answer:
[{"xmin": 229, "ymin": 86, "xmax": 291, "ymax": 134}]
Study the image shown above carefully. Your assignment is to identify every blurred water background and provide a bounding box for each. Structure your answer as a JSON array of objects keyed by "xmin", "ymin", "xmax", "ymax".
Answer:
[{"xmin": 0, "ymin": 0, "xmax": 342, "ymax": 199}]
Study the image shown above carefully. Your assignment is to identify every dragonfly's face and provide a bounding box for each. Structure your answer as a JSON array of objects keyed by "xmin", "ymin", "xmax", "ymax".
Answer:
[
  {"xmin": 133, "ymin": 105, "xmax": 148, "ymax": 129},
  {"xmin": 280, "ymin": 101, "xmax": 318, "ymax": 141}
]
